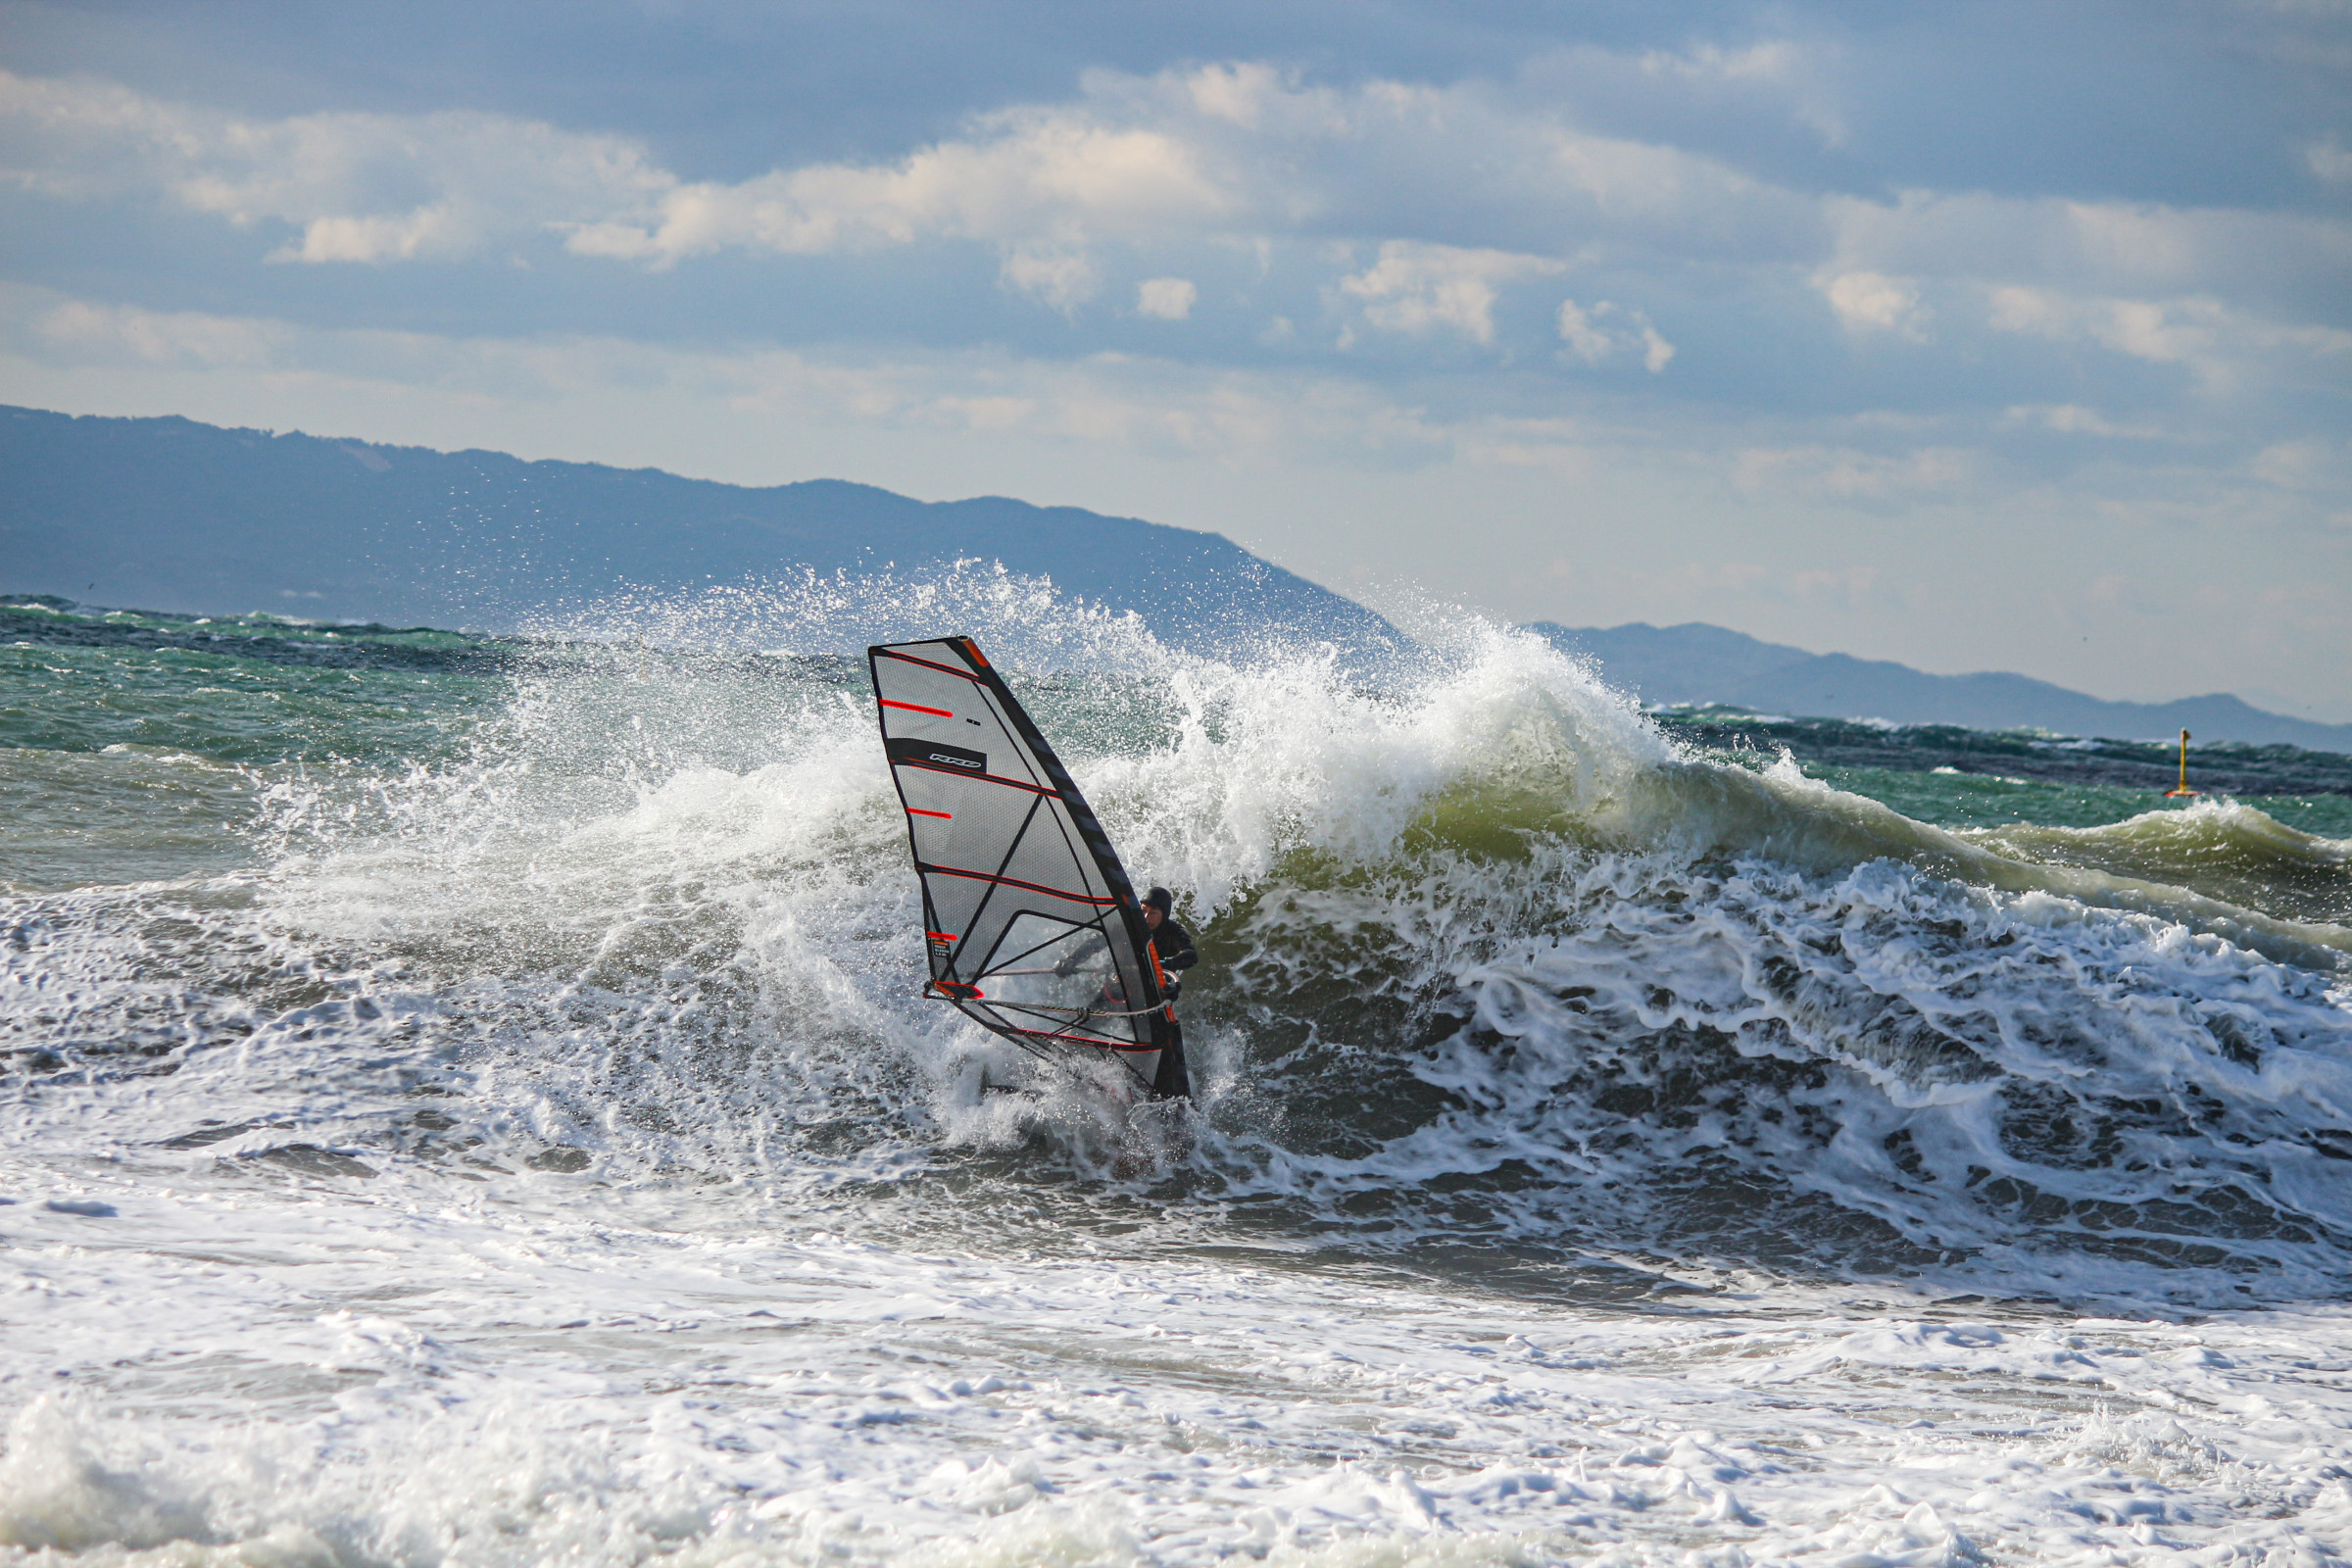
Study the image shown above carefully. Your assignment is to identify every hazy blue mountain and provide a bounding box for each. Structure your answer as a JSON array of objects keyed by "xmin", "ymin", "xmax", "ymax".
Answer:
[
  {"xmin": 1531, "ymin": 620, "xmax": 2352, "ymax": 751},
  {"xmin": 0, "ymin": 405, "xmax": 1399, "ymax": 659}
]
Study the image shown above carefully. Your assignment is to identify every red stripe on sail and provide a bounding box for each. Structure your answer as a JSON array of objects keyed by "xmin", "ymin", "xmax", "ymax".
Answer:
[
  {"xmin": 880, "ymin": 699, "xmax": 954, "ymax": 717},
  {"xmin": 906, "ymin": 808, "xmax": 952, "ymax": 819},
  {"xmin": 916, "ymin": 862, "xmax": 1114, "ymax": 906}
]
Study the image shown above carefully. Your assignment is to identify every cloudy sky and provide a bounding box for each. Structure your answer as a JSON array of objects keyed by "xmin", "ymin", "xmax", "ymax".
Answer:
[{"xmin": 4, "ymin": 1, "xmax": 2348, "ymax": 715}]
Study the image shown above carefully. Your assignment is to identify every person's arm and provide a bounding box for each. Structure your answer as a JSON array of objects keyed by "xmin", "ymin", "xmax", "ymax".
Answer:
[{"xmin": 1156, "ymin": 923, "xmax": 1198, "ymax": 1003}]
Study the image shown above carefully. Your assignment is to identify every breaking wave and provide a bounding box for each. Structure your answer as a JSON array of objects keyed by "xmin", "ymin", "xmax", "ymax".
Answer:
[{"xmin": 6, "ymin": 579, "xmax": 2351, "ymax": 1310}]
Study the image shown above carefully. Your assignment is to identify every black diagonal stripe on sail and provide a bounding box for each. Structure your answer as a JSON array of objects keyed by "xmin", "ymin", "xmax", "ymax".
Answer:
[
  {"xmin": 934, "ymin": 780, "xmax": 1042, "ymax": 982},
  {"xmin": 874, "ymin": 647, "xmax": 987, "ymax": 684},
  {"xmin": 893, "ymin": 759, "xmax": 1054, "ymax": 796},
  {"xmin": 867, "ymin": 634, "xmax": 1163, "ymax": 1089},
  {"xmin": 913, "ymin": 863, "xmax": 1117, "ymax": 906},
  {"xmin": 972, "ymin": 993, "xmax": 1153, "ymax": 1047},
  {"xmin": 985, "ymin": 996, "xmax": 1114, "ymax": 1027},
  {"xmin": 982, "ymin": 911, "xmax": 1116, "ymax": 978},
  {"xmin": 942, "ymin": 868, "xmax": 1115, "ymax": 906},
  {"xmin": 981, "ymin": 672, "xmax": 1122, "ymax": 894},
  {"xmin": 958, "ymin": 654, "xmax": 1164, "ymax": 1043},
  {"xmin": 968, "ymin": 673, "xmax": 1100, "ymax": 889},
  {"xmin": 938, "ymin": 788, "xmax": 1045, "ymax": 978},
  {"xmin": 999, "ymin": 1026, "xmax": 1161, "ymax": 1054},
  {"xmin": 953, "ymin": 664, "xmax": 1094, "ymax": 980}
]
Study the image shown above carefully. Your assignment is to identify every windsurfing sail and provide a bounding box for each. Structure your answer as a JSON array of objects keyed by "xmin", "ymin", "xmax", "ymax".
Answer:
[{"xmin": 867, "ymin": 636, "xmax": 1172, "ymax": 1083}]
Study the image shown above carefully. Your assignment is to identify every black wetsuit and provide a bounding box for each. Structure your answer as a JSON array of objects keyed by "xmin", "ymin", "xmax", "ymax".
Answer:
[{"xmin": 1147, "ymin": 916, "xmax": 1198, "ymax": 1101}]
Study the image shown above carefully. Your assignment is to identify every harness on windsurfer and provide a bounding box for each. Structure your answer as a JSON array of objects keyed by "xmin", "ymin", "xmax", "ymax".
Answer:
[{"xmin": 866, "ymin": 635, "xmax": 1196, "ymax": 1104}]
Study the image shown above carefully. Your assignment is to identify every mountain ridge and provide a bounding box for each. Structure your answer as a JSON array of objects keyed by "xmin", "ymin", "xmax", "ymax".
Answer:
[
  {"xmin": 5, "ymin": 403, "xmax": 2339, "ymax": 751},
  {"xmin": 1531, "ymin": 619, "xmax": 2352, "ymax": 752},
  {"xmin": 0, "ymin": 404, "xmax": 1398, "ymax": 659}
]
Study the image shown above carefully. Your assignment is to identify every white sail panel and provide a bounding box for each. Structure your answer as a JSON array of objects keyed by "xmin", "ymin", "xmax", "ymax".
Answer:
[{"xmin": 868, "ymin": 636, "xmax": 1170, "ymax": 1077}]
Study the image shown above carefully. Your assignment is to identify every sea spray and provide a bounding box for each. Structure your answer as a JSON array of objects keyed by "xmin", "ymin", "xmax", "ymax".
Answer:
[{"xmin": 5, "ymin": 581, "xmax": 2352, "ymax": 1564}]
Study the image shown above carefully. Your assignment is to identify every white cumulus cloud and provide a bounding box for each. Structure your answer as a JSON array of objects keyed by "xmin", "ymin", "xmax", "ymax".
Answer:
[
  {"xmin": 564, "ymin": 115, "xmax": 1234, "ymax": 267},
  {"xmin": 1136, "ymin": 277, "xmax": 1198, "ymax": 319},
  {"xmin": 1339, "ymin": 242, "xmax": 1563, "ymax": 346},
  {"xmin": 0, "ymin": 70, "xmax": 670, "ymax": 266},
  {"xmin": 999, "ymin": 247, "xmax": 1100, "ymax": 311},
  {"xmin": 1556, "ymin": 299, "xmax": 1675, "ymax": 371},
  {"xmin": 1817, "ymin": 270, "xmax": 1930, "ymax": 338},
  {"xmin": 1986, "ymin": 285, "xmax": 2352, "ymax": 391},
  {"xmin": 3, "ymin": 55, "xmax": 2348, "ymax": 426},
  {"xmin": 35, "ymin": 297, "xmax": 285, "ymax": 366},
  {"xmin": 2308, "ymin": 138, "xmax": 2352, "ymax": 183}
]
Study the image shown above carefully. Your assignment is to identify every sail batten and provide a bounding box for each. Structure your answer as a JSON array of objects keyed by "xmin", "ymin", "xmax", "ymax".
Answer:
[{"xmin": 868, "ymin": 636, "xmax": 1170, "ymax": 1080}]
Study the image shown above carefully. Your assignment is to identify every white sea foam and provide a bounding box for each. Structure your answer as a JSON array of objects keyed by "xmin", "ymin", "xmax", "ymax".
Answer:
[
  {"xmin": 5, "ymin": 1177, "xmax": 2352, "ymax": 1564},
  {"xmin": 5, "ymin": 580, "xmax": 2352, "ymax": 1563}
]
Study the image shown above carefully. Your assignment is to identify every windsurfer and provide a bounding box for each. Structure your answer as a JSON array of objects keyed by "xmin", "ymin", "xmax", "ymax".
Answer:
[
  {"xmin": 1140, "ymin": 886, "xmax": 1197, "ymax": 986},
  {"xmin": 871, "ymin": 636, "xmax": 1195, "ymax": 1109},
  {"xmin": 1140, "ymin": 887, "xmax": 1196, "ymax": 1101}
]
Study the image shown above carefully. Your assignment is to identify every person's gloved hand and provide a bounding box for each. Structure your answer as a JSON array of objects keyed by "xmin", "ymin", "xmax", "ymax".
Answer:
[{"xmin": 1160, "ymin": 976, "xmax": 1181, "ymax": 1001}]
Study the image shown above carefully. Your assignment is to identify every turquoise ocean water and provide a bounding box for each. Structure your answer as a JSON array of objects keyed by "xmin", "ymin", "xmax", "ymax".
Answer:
[{"xmin": 4, "ymin": 587, "xmax": 2350, "ymax": 1565}]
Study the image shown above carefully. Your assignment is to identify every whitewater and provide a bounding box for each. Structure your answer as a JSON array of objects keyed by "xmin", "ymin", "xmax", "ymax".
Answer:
[{"xmin": 5, "ymin": 578, "xmax": 2352, "ymax": 1567}]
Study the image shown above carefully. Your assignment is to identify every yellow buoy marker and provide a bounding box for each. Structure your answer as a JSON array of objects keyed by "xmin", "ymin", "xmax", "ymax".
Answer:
[{"xmin": 2163, "ymin": 727, "xmax": 2200, "ymax": 799}]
